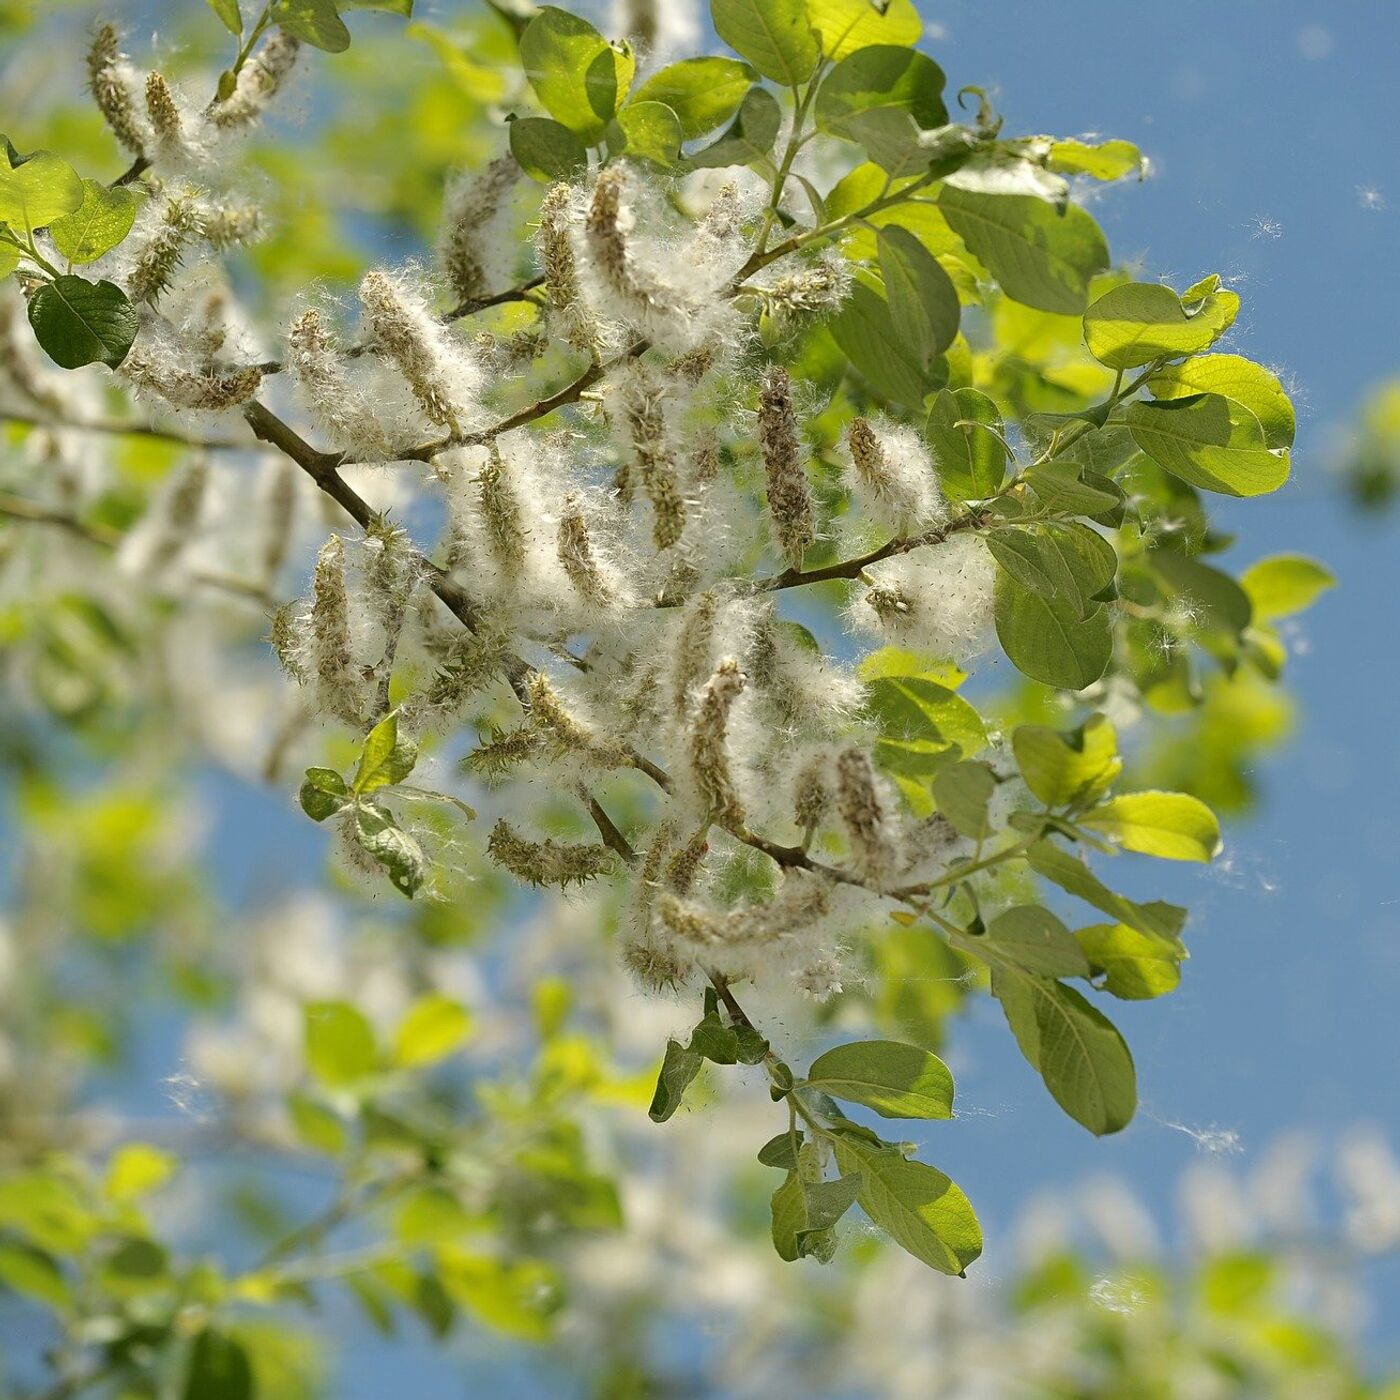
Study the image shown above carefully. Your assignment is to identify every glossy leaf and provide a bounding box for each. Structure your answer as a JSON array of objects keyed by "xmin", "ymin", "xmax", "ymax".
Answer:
[
  {"xmin": 926, "ymin": 386, "xmax": 1006, "ymax": 498},
  {"xmin": 1083, "ymin": 281, "xmax": 1239, "ymax": 370},
  {"xmin": 272, "ymin": 0, "xmax": 351, "ymax": 51},
  {"xmin": 806, "ymin": 1039, "xmax": 955, "ymax": 1119},
  {"xmin": 1077, "ymin": 922, "xmax": 1182, "ymax": 1000},
  {"xmin": 353, "ymin": 802, "xmax": 426, "ymax": 898},
  {"xmin": 614, "ymin": 101, "xmax": 683, "ymax": 165},
  {"xmin": 982, "ymin": 906, "xmax": 1091, "ymax": 978},
  {"xmin": 993, "ymin": 572, "xmax": 1113, "ymax": 690},
  {"xmin": 940, "ymin": 188, "xmax": 1109, "ymax": 314},
  {"xmin": 1147, "ymin": 354, "xmax": 1295, "ymax": 450},
  {"xmin": 991, "ymin": 967, "xmax": 1136, "ymax": 1135},
  {"xmin": 0, "ymin": 148, "xmax": 83, "ymax": 231},
  {"xmin": 49, "ymin": 179, "xmax": 137, "ymax": 265},
  {"xmin": 1012, "ymin": 715, "xmax": 1121, "ymax": 808},
  {"xmin": 508, "ymin": 116, "xmax": 587, "ymax": 181},
  {"xmin": 689, "ymin": 85, "xmax": 781, "ymax": 169},
  {"xmin": 520, "ymin": 6, "xmax": 633, "ymax": 143},
  {"xmin": 27, "ymin": 277, "xmax": 139, "ymax": 370},
  {"xmin": 831, "ymin": 1136, "xmax": 982, "ymax": 1275},
  {"xmin": 805, "ymin": 0, "xmax": 922, "ymax": 58},
  {"xmin": 878, "ymin": 224, "xmax": 959, "ymax": 366},
  {"xmin": 1126, "ymin": 394, "xmax": 1289, "ymax": 497},
  {"xmin": 352, "ymin": 711, "xmax": 418, "ymax": 795},
  {"xmin": 633, "ymin": 56, "xmax": 755, "ymax": 139},
  {"xmin": 1080, "ymin": 790, "xmax": 1222, "ymax": 862},
  {"xmin": 710, "ymin": 0, "xmax": 818, "ymax": 85}
]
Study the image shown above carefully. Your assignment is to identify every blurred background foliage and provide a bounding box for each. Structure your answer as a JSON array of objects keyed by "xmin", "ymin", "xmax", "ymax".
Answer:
[{"xmin": 0, "ymin": 1, "xmax": 1397, "ymax": 1397}]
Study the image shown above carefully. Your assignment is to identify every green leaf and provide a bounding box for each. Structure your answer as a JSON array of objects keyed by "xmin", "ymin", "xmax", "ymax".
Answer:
[
  {"xmin": 985, "ymin": 520, "xmax": 1117, "ymax": 620},
  {"xmin": 1047, "ymin": 138, "xmax": 1143, "ymax": 181},
  {"xmin": 305, "ymin": 1000, "xmax": 378, "ymax": 1084},
  {"xmin": 208, "ymin": 0, "xmax": 243, "ymax": 33},
  {"xmin": 939, "ymin": 188, "xmax": 1109, "ymax": 314},
  {"xmin": 757, "ymin": 1130, "xmax": 804, "ymax": 1170},
  {"xmin": 689, "ymin": 85, "xmax": 781, "ymax": 170},
  {"xmin": 1240, "ymin": 553, "xmax": 1334, "ymax": 620},
  {"xmin": 1012, "ymin": 715, "xmax": 1121, "ymax": 808},
  {"xmin": 981, "ymin": 906, "xmax": 1090, "ymax": 978},
  {"xmin": 1126, "ymin": 394, "xmax": 1289, "ymax": 497},
  {"xmin": 394, "ymin": 994, "xmax": 472, "ymax": 1067},
  {"xmin": 508, "ymin": 116, "xmax": 587, "ymax": 181},
  {"xmin": 633, "ymin": 56, "xmax": 756, "ymax": 139},
  {"xmin": 0, "ymin": 242, "xmax": 19, "ymax": 281},
  {"xmin": 648, "ymin": 1038, "xmax": 703, "ymax": 1122},
  {"xmin": 299, "ymin": 766, "xmax": 349, "ymax": 822},
  {"xmin": 105, "ymin": 1144, "xmax": 176, "ymax": 1202},
  {"xmin": 352, "ymin": 711, "xmax": 418, "ymax": 795},
  {"xmin": 805, "ymin": 0, "xmax": 922, "ymax": 58},
  {"xmin": 353, "ymin": 802, "xmax": 426, "ymax": 898},
  {"xmin": 27, "ymin": 277, "xmax": 139, "ymax": 370},
  {"xmin": 1149, "ymin": 549, "xmax": 1252, "ymax": 638},
  {"xmin": 830, "ymin": 273, "xmax": 939, "ymax": 407},
  {"xmin": 520, "ymin": 6, "xmax": 634, "ymax": 143},
  {"xmin": 1083, "ymin": 280, "xmax": 1239, "ymax": 370},
  {"xmin": 991, "ymin": 967, "xmax": 1136, "ymax": 1134},
  {"xmin": 182, "ymin": 1329, "xmax": 253, "ymax": 1400},
  {"xmin": 1146, "ymin": 354, "xmax": 1295, "ymax": 450},
  {"xmin": 688, "ymin": 1010, "xmax": 740, "ymax": 1065},
  {"xmin": 815, "ymin": 45, "xmax": 947, "ymax": 143},
  {"xmin": 864, "ymin": 672, "xmax": 987, "ymax": 754},
  {"xmin": 1020, "ymin": 459, "xmax": 1123, "ymax": 517},
  {"xmin": 831, "ymin": 1136, "xmax": 982, "ymax": 1275},
  {"xmin": 1026, "ymin": 839, "xmax": 1186, "ymax": 949},
  {"xmin": 272, "ymin": 0, "xmax": 352, "ymax": 51},
  {"xmin": 1076, "ymin": 922, "xmax": 1182, "ymax": 1000},
  {"xmin": 613, "ymin": 100, "xmax": 683, "ymax": 166},
  {"xmin": 0, "ymin": 1243, "xmax": 68, "ymax": 1308},
  {"xmin": 805, "ymin": 1039, "xmax": 954, "ymax": 1119},
  {"xmin": 711, "ymin": 0, "xmax": 818, "ymax": 85},
  {"xmin": 0, "ymin": 148, "xmax": 83, "ymax": 231},
  {"xmin": 48, "ymin": 180, "xmax": 138, "ymax": 265},
  {"xmin": 932, "ymin": 760, "xmax": 997, "ymax": 839},
  {"xmin": 925, "ymin": 386, "xmax": 1006, "ymax": 498},
  {"xmin": 877, "ymin": 224, "xmax": 959, "ymax": 367},
  {"xmin": 287, "ymin": 1094, "xmax": 349, "ymax": 1153},
  {"xmin": 1080, "ymin": 790, "xmax": 1221, "ymax": 863},
  {"xmin": 994, "ymin": 572, "xmax": 1112, "ymax": 690}
]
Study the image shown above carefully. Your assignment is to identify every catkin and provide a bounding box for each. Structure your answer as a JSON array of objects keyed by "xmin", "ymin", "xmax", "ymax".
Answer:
[
  {"xmin": 758, "ymin": 366, "xmax": 814, "ymax": 570},
  {"xmin": 310, "ymin": 535, "xmax": 365, "ymax": 727},
  {"xmin": 689, "ymin": 657, "xmax": 746, "ymax": 828},
  {"xmin": 87, "ymin": 25, "xmax": 146, "ymax": 157}
]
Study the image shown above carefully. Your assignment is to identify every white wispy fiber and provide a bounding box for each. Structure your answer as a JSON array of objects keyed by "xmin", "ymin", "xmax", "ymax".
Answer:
[
  {"xmin": 842, "ymin": 416, "xmax": 946, "ymax": 537},
  {"xmin": 848, "ymin": 533, "xmax": 998, "ymax": 662}
]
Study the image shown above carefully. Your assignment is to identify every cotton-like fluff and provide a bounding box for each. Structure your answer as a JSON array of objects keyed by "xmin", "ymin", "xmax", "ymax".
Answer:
[
  {"xmin": 842, "ymin": 416, "xmax": 947, "ymax": 537},
  {"xmin": 835, "ymin": 745, "xmax": 904, "ymax": 891},
  {"xmin": 848, "ymin": 533, "xmax": 998, "ymax": 663},
  {"xmin": 86, "ymin": 25, "xmax": 148, "ymax": 158},
  {"xmin": 285, "ymin": 306, "xmax": 395, "ymax": 463},
  {"xmin": 751, "ymin": 246, "xmax": 852, "ymax": 330},
  {"xmin": 358, "ymin": 268, "xmax": 481, "ymax": 438},
  {"xmin": 438, "ymin": 155, "xmax": 522, "ymax": 306},
  {"xmin": 207, "ymin": 30, "xmax": 302, "ymax": 132},
  {"xmin": 576, "ymin": 165, "xmax": 742, "ymax": 353},
  {"xmin": 612, "ymin": 0, "xmax": 701, "ymax": 64}
]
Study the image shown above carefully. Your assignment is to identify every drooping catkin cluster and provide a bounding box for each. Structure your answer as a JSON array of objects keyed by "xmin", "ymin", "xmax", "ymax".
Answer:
[
  {"xmin": 835, "ymin": 746, "xmax": 903, "ymax": 890},
  {"xmin": 688, "ymin": 658, "xmax": 747, "ymax": 828},
  {"xmin": 620, "ymin": 364, "xmax": 685, "ymax": 550},
  {"xmin": 360, "ymin": 270, "xmax": 480, "ymax": 435},
  {"xmin": 538, "ymin": 183, "xmax": 592, "ymax": 351},
  {"xmin": 844, "ymin": 416, "xmax": 945, "ymax": 536},
  {"xmin": 208, "ymin": 31, "xmax": 301, "ymax": 130},
  {"xmin": 286, "ymin": 309, "xmax": 394, "ymax": 462},
  {"xmin": 758, "ymin": 367, "xmax": 814, "ymax": 570},
  {"xmin": 439, "ymin": 156, "xmax": 522, "ymax": 306},
  {"xmin": 124, "ymin": 193, "xmax": 202, "ymax": 306},
  {"xmin": 486, "ymin": 819, "xmax": 613, "ymax": 887},
  {"xmin": 87, "ymin": 25, "xmax": 146, "ymax": 157},
  {"xmin": 255, "ymin": 154, "xmax": 1016, "ymax": 998}
]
